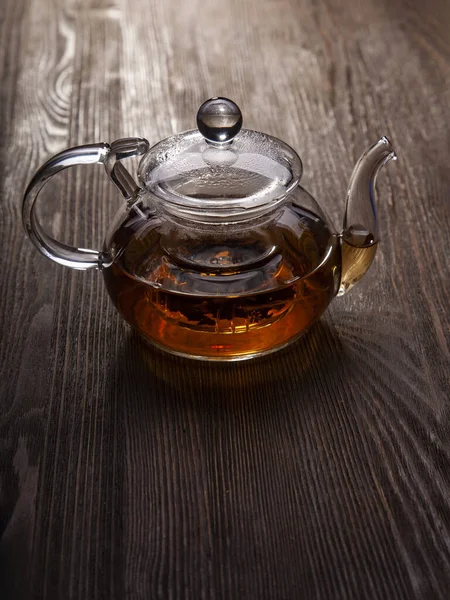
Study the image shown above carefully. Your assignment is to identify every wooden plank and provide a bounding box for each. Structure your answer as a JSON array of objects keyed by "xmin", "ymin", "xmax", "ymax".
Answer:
[
  {"xmin": 0, "ymin": 0, "xmax": 72, "ymax": 597},
  {"xmin": 0, "ymin": 0, "xmax": 449, "ymax": 598}
]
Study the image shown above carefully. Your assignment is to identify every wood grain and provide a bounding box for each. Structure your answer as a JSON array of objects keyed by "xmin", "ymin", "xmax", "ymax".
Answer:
[{"xmin": 1, "ymin": 0, "xmax": 450, "ymax": 598}]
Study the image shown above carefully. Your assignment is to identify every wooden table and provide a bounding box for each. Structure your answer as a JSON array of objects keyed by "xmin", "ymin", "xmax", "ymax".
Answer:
[{"xmin": 1, "ymin": 0, "xmax": 450, "ymax": 598}]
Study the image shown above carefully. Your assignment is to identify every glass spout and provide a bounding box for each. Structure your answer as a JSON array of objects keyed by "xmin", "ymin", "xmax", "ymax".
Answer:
[{"xmin": 339, "ymin": 137, "xmax": 397, "ymax": 295}]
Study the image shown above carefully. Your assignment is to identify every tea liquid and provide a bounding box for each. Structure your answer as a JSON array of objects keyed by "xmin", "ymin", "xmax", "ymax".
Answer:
[
  {"xmin": 103, "ymin": 206, "xmax": 339, "ymax": 359},
  {"xmin": 339, "ymin": 238, "xmax": 378, "ymax": 294}
]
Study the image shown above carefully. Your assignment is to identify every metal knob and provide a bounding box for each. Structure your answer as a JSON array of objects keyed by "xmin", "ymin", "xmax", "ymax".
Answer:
[{"xmin": 196, "ymin": 97, "xmax": 243, "ymax": 144}]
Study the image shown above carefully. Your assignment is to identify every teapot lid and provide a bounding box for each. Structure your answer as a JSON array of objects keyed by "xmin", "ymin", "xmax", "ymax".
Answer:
[{"xmin": 137, "ymin": 98, "xmax": 302, "ymax": 220}]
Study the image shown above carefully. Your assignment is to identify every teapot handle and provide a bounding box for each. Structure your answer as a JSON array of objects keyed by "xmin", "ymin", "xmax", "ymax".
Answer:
[{"xmin": 22, "ymin": 138, "xmax": 149, "ymax": 270}]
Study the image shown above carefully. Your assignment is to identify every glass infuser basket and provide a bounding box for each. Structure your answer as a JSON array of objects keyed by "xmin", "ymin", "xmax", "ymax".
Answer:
[{"xmin": 22, "ymin": 97, "xmax": 396, "ymax": 360}]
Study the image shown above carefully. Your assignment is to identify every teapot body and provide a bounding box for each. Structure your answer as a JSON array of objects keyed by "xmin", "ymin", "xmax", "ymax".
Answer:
[{"xmin": 102, "ymin": 186, "xmax": 341, "ymax": 360}]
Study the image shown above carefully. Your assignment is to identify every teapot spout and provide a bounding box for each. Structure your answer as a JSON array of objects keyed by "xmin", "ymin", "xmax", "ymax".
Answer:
[{"xmin": 339, "ymin": 137, "xmax": 397, "ymax": 295}]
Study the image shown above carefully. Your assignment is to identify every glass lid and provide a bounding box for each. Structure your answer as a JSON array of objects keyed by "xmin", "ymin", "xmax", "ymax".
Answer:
[{"xmin": 138, "ymin": 98, "xmax": 303, "ymax": 220}]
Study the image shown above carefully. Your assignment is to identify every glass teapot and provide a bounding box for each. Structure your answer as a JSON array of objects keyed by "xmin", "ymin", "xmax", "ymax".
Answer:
[{"xmin": 22, "ymin": 97, "xmax": 396, "ymax": 361}]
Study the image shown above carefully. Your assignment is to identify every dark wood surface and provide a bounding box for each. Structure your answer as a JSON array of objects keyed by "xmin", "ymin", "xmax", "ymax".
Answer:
[{"xmin": 1, "ymin": 0, "xmax": 450, "ymax": 598}]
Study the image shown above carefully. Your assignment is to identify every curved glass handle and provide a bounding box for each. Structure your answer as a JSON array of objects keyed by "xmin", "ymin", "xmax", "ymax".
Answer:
[
  {"xmin": 22, "ymin": 138, "xmax": 149, "ymax": 271},
  {"xmin": 22, "ymin": 144, "xmax": 112, "ymax": 270}
]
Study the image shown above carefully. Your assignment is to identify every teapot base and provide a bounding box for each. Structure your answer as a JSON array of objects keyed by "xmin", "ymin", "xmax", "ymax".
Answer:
[{"xmin": 137, "ymin": 327, "xmax": 308, "ymax": 362}]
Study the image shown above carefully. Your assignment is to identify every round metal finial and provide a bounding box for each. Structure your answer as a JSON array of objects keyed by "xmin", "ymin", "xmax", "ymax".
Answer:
[{"xmin": 197, "ymin": 97, "xmax": 243, "ymax": 144}]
